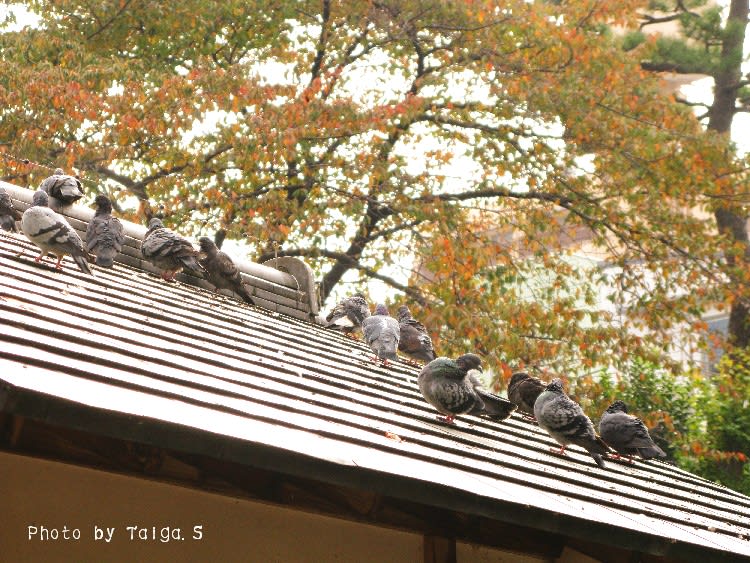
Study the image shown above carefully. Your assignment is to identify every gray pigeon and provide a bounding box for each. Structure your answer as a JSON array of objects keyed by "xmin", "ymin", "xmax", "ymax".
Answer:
[
  {"xmin": 325, "ymin": 293, "xmax": 370, "ymax": 335},
  {"xmin": 507, "ymin": 371, "xmax": 546, "ymax": 417},
  {"xmin": 40, "ymin": 168, "xmax": 84, "ymax": 204},
  {"xmin": 534, "ymin": 379, "xmax": 610, "ymax": 468},
  {"xmin": 362, "ymin": 303, "xmax": 400, "ymax": 361},
  {"xmin": 599, "ymin": 401, "xmax": 666, "ymax": 461},
  {"xmin": 141, "ymin": 217, "xmax": 203, "ymax": 281},
  {"xmin": 396, "ymin": 305, "xmax": 436, "ymax": 363},
  {"xmin": 21, "ymin": 190, "xmax": 92, "ymax": 275},
  {"xmin": 198, "ymin": 237, "xmax": 255, "ymax": 304},
  {"xmin": 418, "ymin": 354, "xmax": 517, "ymax": 424},
  {"xmin": 0, "ymin": 186, "xmax": 21, "ymax": 232},
  {"xmin": 86, "ymin": 195, "xmax": 124, "ymax": 268}
]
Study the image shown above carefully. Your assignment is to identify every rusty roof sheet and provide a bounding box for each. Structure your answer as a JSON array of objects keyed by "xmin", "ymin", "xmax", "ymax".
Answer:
[{"xmin": 1, "ymin": 194, "xmax": 750, "ymax": 561}]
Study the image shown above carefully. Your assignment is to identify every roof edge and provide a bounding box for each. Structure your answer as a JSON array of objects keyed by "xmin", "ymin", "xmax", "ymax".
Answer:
[{"xmin": 2, "ymin": 382, "xmax": 747, "ymax": 563}]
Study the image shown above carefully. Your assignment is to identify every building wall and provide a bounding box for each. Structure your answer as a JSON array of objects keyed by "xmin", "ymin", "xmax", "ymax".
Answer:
[{"xmin": 0, "ymin": 451, "xmax": 544, "ymax": 563}]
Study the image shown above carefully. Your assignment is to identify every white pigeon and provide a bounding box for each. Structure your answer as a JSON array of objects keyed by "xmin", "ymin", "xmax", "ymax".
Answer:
[{"xmin": 21, "ymin": 190, "xmax": 92, "ymax": 275}]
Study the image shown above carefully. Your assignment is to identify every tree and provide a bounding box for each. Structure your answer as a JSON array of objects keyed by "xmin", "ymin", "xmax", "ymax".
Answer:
[
  {"xmin": 622, "ymin": 0, "xmax": 750, "ymax": 348},
  {"xmin": 0, "ymin": 0, "xmax": 740, "ymax": 373}
]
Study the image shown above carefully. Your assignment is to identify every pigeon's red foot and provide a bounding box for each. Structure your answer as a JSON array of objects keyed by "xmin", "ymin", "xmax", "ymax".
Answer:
[
  {"xmin": 437, "ymin": 415, "xmax": 455, "ymax": 425},
  {"xmin": 55, "ymin": 256, "xmax": 64, "ymax": 270},
  {"xmin": 550, "ymin": 446, "xmax": 567, "ymax": 456}
]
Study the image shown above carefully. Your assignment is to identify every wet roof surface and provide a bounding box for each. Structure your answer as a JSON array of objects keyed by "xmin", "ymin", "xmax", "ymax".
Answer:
[{"xmin": 1, "ymin": 200, "xmax": 750, "ymax": 561}]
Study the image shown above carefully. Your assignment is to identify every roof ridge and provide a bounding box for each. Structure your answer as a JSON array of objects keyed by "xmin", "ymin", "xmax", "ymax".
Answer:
[{"xmin": 0, "ymin": 180, "xmax": 319, "ymax": 320}]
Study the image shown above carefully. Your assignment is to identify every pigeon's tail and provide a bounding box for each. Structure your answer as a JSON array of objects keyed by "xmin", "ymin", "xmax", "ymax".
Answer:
[
  {"xmin": 95, "ymin": 249, "xmax": 117, "ymax": 268},
  {"xmin": 377, "ymin": 349, "xmax": 399, "ymax": 361},
  {"xmin": 237, "ymin": 283, "xmax": 256, "ymax": 305},
  {"xmin": 476, "ymin": 390, "xmax": 517, "ymax": 421},
  {"xmin": 409, "ymin": 348, "xmax": 436, "ymax": 362},
  {"xmin": 639, "ymin": 444, "xmax": 667, "ymax": 460},
  {"xmin": 180, "ymin": 256, "xmax": 205, "ymax": 276},
  {"xmin": 73, "ymin": 253, "xmax": 93, "ymax": 276},
  {"xmin": 591, "ymin": 435, "xmax": 611, "ymax": 455},
  {"xmin": 592, "ymin": 453, "xmax": 606, "ymax": 469}
]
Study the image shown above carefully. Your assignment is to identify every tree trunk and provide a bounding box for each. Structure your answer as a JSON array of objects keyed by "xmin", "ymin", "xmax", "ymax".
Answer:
[{"xmin": 708, "ymin": 0, "xmax": 750, "ymax": 347}]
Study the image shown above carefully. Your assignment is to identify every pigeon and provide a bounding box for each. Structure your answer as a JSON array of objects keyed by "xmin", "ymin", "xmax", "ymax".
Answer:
[
  {"xmin": 534, "ymin": 379, "xmax": 610, "ymax": 468},
  {"xmin": 325, "ymin": 293, "xmax": 370, "ymax": 335},
  {"xmin": 40, "ymin": 168, "xmax": 84, "ymax": 204},
  {"xmin": 21, "ymin": 190, "xmax": 92, "ymax": 274},
  {"xmin": 0, "ymin": 186, "xmax": 21, "ymax": 232},
  {"xmin": 86, "ymin": 195, "xmax": 125, "ymax": 268},
  {"xmin": 198, "ymin": 237, "xmax": 255, "ymax": 304},
  {"xmin": 141, "ymin": 217, "xmax": 204, "ymax": 281},
  {"xmin": 507, "ymin": 371, "xmax": 546, "ymax": 417},
  {"xmin": 418, "ymin": 354, "xmax": 517, "ymax": 424},
  {"xmin": 599, "ymin": 401, "xmax": 666, "ymax": 461},
  {"xmin": 396, "ymin": 305, "xmax": 436, "ymax": 363},
  {"xmin": 362, "ymin": 303, "xmax": 400, "ymax": 362}
]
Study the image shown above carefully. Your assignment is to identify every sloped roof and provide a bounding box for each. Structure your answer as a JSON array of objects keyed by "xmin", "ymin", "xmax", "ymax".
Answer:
[{"xmin": 1, "ymin": 185, "xmax": 749, "ymax": 562}]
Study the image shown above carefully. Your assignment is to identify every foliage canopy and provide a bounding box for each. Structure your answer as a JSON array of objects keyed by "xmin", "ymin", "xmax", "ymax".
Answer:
[{"xmin": 0, "ymin": 0, "xmax": 745, "ymax": 375}]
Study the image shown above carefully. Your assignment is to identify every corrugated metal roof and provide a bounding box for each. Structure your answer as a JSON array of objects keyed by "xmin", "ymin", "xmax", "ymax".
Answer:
[{"xmin": 1, "ymin": 186, "xmax": 749, "ymax": 561}]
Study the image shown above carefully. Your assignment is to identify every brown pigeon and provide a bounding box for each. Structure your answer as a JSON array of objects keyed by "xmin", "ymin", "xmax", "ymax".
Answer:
[
  {"xmin": 507, "ymin": 371, "xmax": 546, "ymax": 417},
  {"xmin": 198, "ymin": 237, "xmax": 255, "ymax": 304},
  {"xmin": 396, "ymin": 305, "xmax": 436, "ymax": 363}
]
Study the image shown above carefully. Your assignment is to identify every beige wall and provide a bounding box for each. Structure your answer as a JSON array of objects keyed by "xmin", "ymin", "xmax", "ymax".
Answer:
[
  {"xmin": 1, "ymin": 451, "xmax": 422, "ymax": 562},
  {"xmin": 0, "ymin": 452, "xmax": 546, "ymax": 563}
]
